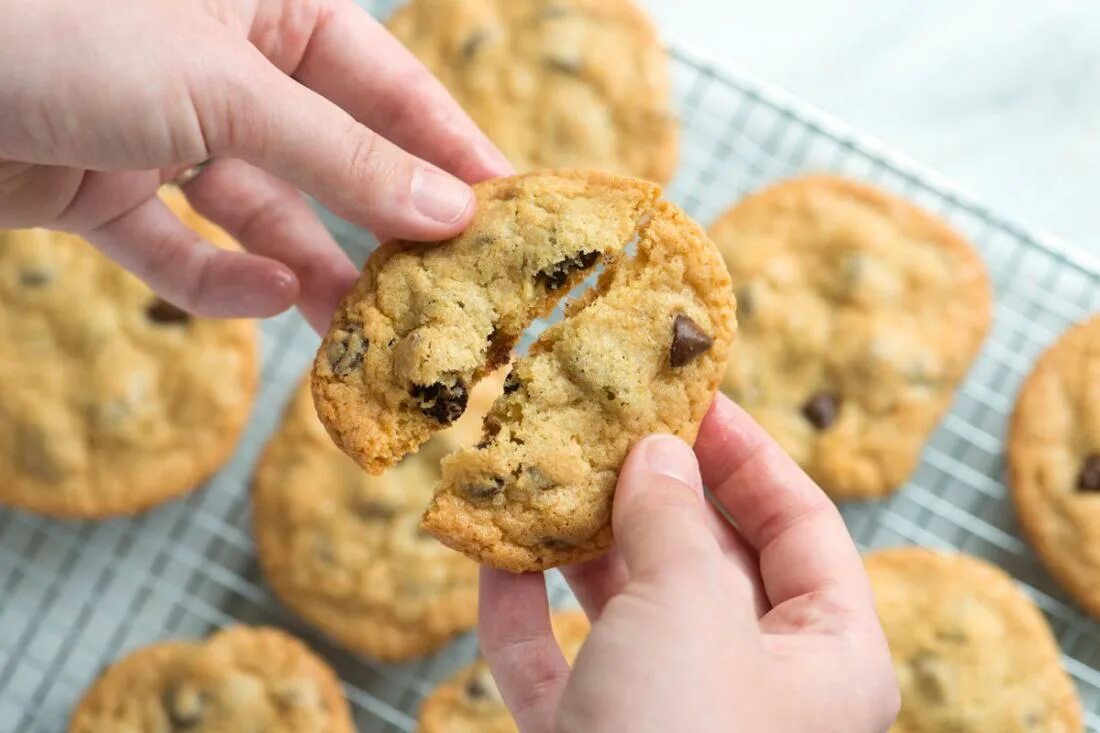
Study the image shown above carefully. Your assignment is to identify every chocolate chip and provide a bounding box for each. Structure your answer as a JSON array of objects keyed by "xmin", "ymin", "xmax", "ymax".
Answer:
[
  {"xmin": 486, "ymin": 328, "xmax": 512, "ymax": 369},
  {"xmin": 353, "ymin": 500, "xmax": 396, "ymax": 521},
  {"xmin": 18, "ymin": 268, "xmax": 53, "ymax": 288},
  {"xmin": 542, "ymin": 538, "xmax": 574, "ymax": 551},
  {"xmin": 735, "ymin": 286, "xmax": 754, "ymax": 318},
  {"xmin": 465, "ymin": 477, "xmax": 504, "ymax": 501},
  {"xmin": 503, "ymin": 371, "xmax": 521, "ymax": 394},
  {"xmin": 802, "ymin": 391, "xmax": 840, "ymax": 430},
  {"xmin": 669, "ymin": 314, "xmax": 713, "ymax": 367},
  {"xmin": 1078, "ymin": 454, "xmax": 1100, "ymax": 492},
  {"xmin": 535, "ymin": 250, "xmax": 599, "ymax": 291},
  {"xmin": 164, "ymin": 684, "xmax": 205, "ymax": 728},
  {"xmin": 544, "ymin": 56, "xmax": 582, "ymax": 74},
  {"xmin": 476, "ymin": 417, "xmax": 502, "ymax": 449},
  {"xmin": 410, "ymin": 380, "xmax": 468, "ymax": 424},
  {"xmin": 146, "ymin": 298, "xmax": 190, "ymax": 325},
  {"xmin": 326, "ymin": 325, "xmax": 368, "ymax": 377},
  {"xmin": 459, "ymin": 28, "xmax": 491, "ymax": 59}
]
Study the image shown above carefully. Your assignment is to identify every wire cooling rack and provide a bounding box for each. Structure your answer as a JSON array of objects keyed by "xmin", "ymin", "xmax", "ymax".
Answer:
[{"xmin": 3, "ymin": 5, "xmax": 1100, "ymax": 732}]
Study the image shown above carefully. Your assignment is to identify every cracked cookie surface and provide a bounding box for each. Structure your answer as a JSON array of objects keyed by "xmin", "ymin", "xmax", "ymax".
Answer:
[
  {"xmin": 417, "ymin": 611, "xmax": 589, "ymax": 733},
  {"xmin": 424, "ymin": 199, "xmax": 735, "ymax": 571},
  {"xmin": 711, "ymin": 176, "xmax": 991, "ymax": 500},
  {"xmin": 69, "ymin": 626, "xmax": 353, "ymax": 733},
  {"xmin": 866, "ymin": 548, "xmax": 1081, "ymax": 733},
  {"xmin": 312, "ymin": 170, "xmax": 660, "ymax": 474},
  {"xmin": 0, "ymin": 187, "xmax": 257, "ymax": 517},
  {"xmin": 388, "ymin": 0, "xmax": 677, "ymax": 183},
  {"xmin": 1009, "ymin": 315, "xmax": 1100, "ymax": 619},
  {"xmin": 253, "ymin": 372, "xmax": 503, "ymax": 661}
]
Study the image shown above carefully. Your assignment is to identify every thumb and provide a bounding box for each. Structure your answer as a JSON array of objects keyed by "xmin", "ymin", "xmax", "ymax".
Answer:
[
  {"xmin": 612, "ymin": 434, "xmax": 722, "ymax": 586},
  {"xmin": 202, "ymin": 45, "xmax": 476, "ymax": 243}
]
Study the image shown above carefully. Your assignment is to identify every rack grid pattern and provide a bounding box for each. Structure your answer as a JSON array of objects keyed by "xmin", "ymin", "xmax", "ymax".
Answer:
[{"xmin": 2, "ymin": 5, "xmax": 1099, "ymax": 731}]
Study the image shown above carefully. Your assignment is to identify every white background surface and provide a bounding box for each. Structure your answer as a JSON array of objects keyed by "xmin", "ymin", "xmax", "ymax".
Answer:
[{"xmin": 640, "ymin": 0, "xmax": 1100, "ymax": 254}]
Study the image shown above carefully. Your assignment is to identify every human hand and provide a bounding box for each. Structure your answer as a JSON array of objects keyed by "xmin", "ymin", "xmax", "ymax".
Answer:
[
  {"xmin": 479, "ymin": 393, "xmax": 900, "ymax": 732},
  {"xmin": 0, "ymin": 0, "xmax": 512, "ymax": 331}
]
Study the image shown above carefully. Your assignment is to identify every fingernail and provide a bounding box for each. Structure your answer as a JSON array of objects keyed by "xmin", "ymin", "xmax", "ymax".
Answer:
[
  {"xmin": 642, "ymin": 434, "xmax": 701, "ymax": 489},
  {"xmin": 411, "ymin": 167, "xmax": 474, "ymax": 223}
]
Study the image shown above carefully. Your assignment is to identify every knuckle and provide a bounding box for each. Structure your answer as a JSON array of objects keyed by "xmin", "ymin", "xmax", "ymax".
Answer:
[{"xmin": 343, "ymin": 125, "xmax": 389, "ymax": 188}]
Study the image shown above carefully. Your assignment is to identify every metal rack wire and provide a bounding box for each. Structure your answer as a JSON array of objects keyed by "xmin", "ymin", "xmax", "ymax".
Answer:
[{"xmin": 2, "ymin": 3, "xmax": 1098, "ymax": 730}]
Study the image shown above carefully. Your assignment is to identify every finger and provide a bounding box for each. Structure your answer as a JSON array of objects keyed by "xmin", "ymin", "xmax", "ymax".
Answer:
[
  {"xmin": 267, "ymin": 0, "xmax": 512, "ymax": 181},
  {"xmin": 612, "ymin": 434, "xmax": 726, "ymax": 590},
  {"xmin": 202, "ymin": 46, "xmax": 477, "ymax": 243},
  {"xmin": 702, "ymin": 500, "xmax": 769, "ymax": 618},
  {"xmin": 180, "ymin": 158, "xmax": 359, "ymax": 333},
  {"xmin": 81, "ymin": 195, "xmax": 298, "ymax": 317},
  {"xmin": 478, "ymin": 567, "xmax": 569, "ymax": 733},
  {"xmin": 560, "ymin": 548, "xmax": 628, "ymax": 620},
  {"xmin": 694, "ymin": 394, "xmax": 875, "ymax": 619}
]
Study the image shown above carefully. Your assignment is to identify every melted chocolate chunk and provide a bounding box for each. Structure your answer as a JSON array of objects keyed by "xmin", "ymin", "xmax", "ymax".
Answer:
[
  {"xmin": 486, "ymin": 328, "xmax": 512, "ymax": 369},
  {"xmin": 325, "ymin": 324, "xmax": 368, "ymax": 377},
  {"xmin": 410, "ymin": 380, "xmax": 468, "ymax": 424},
  {"xmin": 541, "ymin": 538, "xmax": 574, "ymax": 551},
  {"xmin": 146, "ymin": 298, "xmax": 190, "ymax": 325},
  {"xmin": 503, "ymin": 371, "xmax": 521, "ymax": 394},
  {"xmin": 535, "ymin": 250, "xmax": 599, "ymax": 291},
  {"xmin": 465, "ymin": 477, "xmax": 504, "ymax": 501},
  {"xmin": 669, "ymin": 314, "xmax": 713, "ymax": 367},
  {"xmin": 802, "ymin": 391, "xmax": 840, "ymax": 430},
  {"xmin": 1078, "ymin": 454, "xmax": 1100, "ymax": 492}
]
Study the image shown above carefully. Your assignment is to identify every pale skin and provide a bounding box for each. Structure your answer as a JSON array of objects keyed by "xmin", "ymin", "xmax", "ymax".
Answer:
[{"xmin": 2, "ymin": 1, "xmax": 899, "ymax": 730}]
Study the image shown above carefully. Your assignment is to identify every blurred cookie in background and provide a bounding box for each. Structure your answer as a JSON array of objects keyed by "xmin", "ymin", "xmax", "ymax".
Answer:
[
  {"xmin": 0, "ymin": 187, "xmax": 257, "ymax": 518},
  {"xmin": 1009, "ymin": 315, "xmax": 1100, "ymax": 619},
  {"xmin": 389, "ymin": 0, "xmax": 678, "ymax": 183},
  {"xmin": 417, "ymin": 610, "xmax": 590, "ymax": 733},
  {"xmin": 866, "ymin": 548, "xmax": 1081, "ymax": 733},
  {"xmin": 253, "ymin": 371, "xmax": 505, "ymax": 661},
  {"xmin": 711, "ymin": 176, "xmax": 991, "ymax": 500},
  {"xmin": 69, "ymin": 625, "xmax": 353, "ymax": 733}
]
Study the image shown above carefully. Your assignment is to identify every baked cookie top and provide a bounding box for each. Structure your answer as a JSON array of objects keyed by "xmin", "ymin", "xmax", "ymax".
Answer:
[
  {"xmin": 425, "ymin": 196, "xmax": 734, "ymax": 570},
  {"xmin": 253, "ymin": 372, "xmax": 503, "ymax": 661},
  {"xmin": 710, "ymin": 176, "xmax": 991, "ymax": 500},
  {"xmin": 388, "ymin": 0, "xmax": 678, "ymax": 183},
  {"xmin": 866, "ymin": 548, "xmax": 1081, "ymax": 733},
  {"xmin": 1009, "ymin": 315, "xmax": 1100, "ymax": 618},
  {"xmin": 313, "ymin": 170, "xmax": 661, "ymax": 474},
  {"xmin": 0, "ymin": 187, "xmax": 258, "ymax": 517},
  {"xmin": 69, "ymin": 626, "xmax": 354, "ymax": 733},
  {"xmin": 417, "ymin": 611, "xmax": 589, "ymax": 733}
]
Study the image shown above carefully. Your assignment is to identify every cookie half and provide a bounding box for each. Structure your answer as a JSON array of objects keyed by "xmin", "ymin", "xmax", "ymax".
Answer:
[
  {"xmin": 417, "ymin": 610, "xmax": 589, "ymax": 733},
  {"xmin": 69, "ymin": 626, "xmax": 354, "ymax": 733},
  {"xmin": 388, "ymin": 0, "xmax": 678, "ymax": 183},
  {"xmin": 253, "ymin": 372, "xmax": 503, "ymax": 661},
  {"xmin": 1009, "ymin": 315, "xmax": 1100, "ymax": 618},
  {"xmin": 0, "ymin": 187, "xmax": 258, "ymax": 517},
  {"xmin": 866, "ymin": 548, "xmax": 1081, "ymax": 733},
  {"xmin": 711, "ymin": 175, "xmax": 991, "ymax": 500},
  {"xmin": 425, "ymin": 198, "xmax": 735, "ymax": 570}
]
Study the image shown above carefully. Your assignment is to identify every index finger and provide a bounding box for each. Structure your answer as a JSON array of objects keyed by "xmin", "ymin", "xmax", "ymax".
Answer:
[
  {"xmin": 259, "ymin": 0, "xmax": 513, "ymax": 182},
  {"xmin": 694, "ymin": 394, "xmax": 873, "ymax": 613}
]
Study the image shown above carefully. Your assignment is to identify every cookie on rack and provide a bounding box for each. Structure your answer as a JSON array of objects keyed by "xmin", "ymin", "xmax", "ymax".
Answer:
[
  {"xmin": 417, "ymin": 610, "xmax": 590, "ymax": 733},
  {"xmin": 253, "ymin": 371, "xmax": 504, "ymax": 662},
  {"xmin": 1009, "ymin": 315, "xmax": 1100, "ymax": 619},
  {"xmin": 388, "ymin": 0, "xmax": 678, "ymax": 183},
  {"xmin": 69, "ymin": 625, "xmax": 354, "ymax": 733},
  {"xmin": 710, "ymin": 175, "xmax": 991, "ymax": 500},
  {"xmin": 866, "ymin": 548, "xmax": 1081, "ymax": 733},
  {"xmin": 0, "ymin": 187, "xmax": 258, "ymax": 518},
  {"xmin": 312, "ymin": 170, "xmax": 735, "ymax": 571}
]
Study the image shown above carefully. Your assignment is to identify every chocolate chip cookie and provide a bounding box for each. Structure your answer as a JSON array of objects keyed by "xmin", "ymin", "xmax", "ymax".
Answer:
[
  {"xmin": 866, "ymin": 548, "xmax": 1081, "ymax": 732},
  {"xmin": 253, "ymin": 372, "xmax": 503, "ymax": 662},
  {"xmin": 0, "ymin": 187, "xmax": 258, "ymax": 517},
  {"xmin": 69, "ymin": 626, "xmax": 354, "ymax": 733},
  {"xmin": 313, "ymin": 171, "xmax": 735, "ymax": 571},
  {"xmin": 710, "ymin": 176, "xmax": 991, "ymax": 500},
  {"xmin": 1009, "ymin": 315, "xmax": 1100, "ymax": 619},
  {"xmin": 417, "ymin": 610, "xmax": 589, "ymax": 733},
  {"xmin": 388, "ymin": 0, "xmax": 678, "ymax": 183}
]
